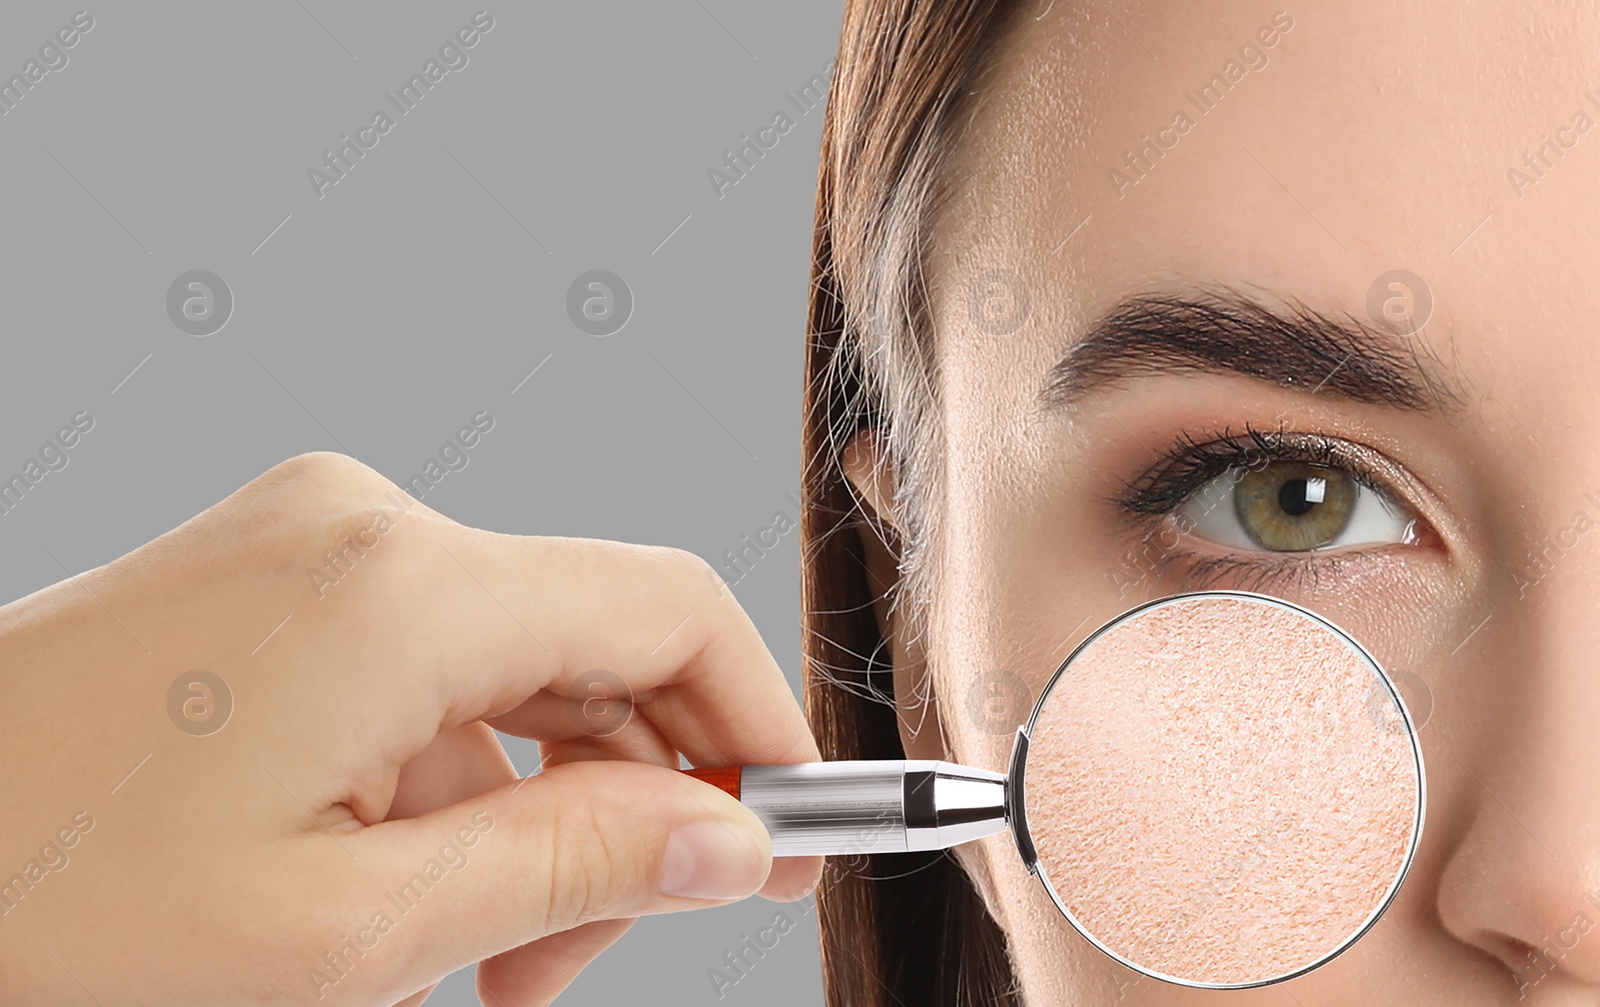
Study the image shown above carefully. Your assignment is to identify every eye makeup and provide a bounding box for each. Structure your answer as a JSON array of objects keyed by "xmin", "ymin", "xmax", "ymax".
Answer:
[
  {"xmin": 1116, "ymin": 425, "xmax": 1412, "ymax": 525},
  {"xmin": 1105, "ymin": 422, "xmax": 1442, "ymax": 591}
]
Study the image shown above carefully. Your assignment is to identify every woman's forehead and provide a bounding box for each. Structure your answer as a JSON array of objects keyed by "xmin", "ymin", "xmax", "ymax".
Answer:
[{"xmin": 924, "ymin": 0, "xmax": 1599, "ymax": 451}]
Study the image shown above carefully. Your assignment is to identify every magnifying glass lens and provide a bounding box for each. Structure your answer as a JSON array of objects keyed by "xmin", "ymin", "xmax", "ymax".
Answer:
[{"xmin": 1021, "ymin": 593, "xmax": 1424, "ymax": 988}]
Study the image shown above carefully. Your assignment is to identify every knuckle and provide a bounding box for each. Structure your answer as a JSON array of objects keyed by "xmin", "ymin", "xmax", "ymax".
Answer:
[
  {"xmin": 241, "ymin": 454, "xmax": 454, "ymax": 592},
  {"xmin": 248, "ymin": 452, "xmax": 400, "ymax": 529},
  {"xmin": 586, "ymin": 542, "xmax": 727, "ymax": 608},
  {"xmin": 653, "ymin": 545, "xmax": 722, "ymax": 593},
  {"xmin": 585, "ymin": 541, "xmax": 729, "ymax": 605},
  {"xmin": 678, "ymin": 547, "xmax": 718, "ymax": 582},
  {"xmin": 298, "ymin": 506, "xmax": 458, "ymax": 611},
  {"xmin": 260, "ymin": 450, "xmax": 385, "ymax": 492}
]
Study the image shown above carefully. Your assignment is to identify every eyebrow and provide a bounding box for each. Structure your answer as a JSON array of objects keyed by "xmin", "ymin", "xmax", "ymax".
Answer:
[{"xmin": 1040, "ymin": 289, "xmax": 1459, "ymax": 412}]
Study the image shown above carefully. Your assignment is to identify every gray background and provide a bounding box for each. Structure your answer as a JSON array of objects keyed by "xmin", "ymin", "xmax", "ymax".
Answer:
[{"xmin": 0, "ymin": 2, "xmax": 842, "ymax": 1003}]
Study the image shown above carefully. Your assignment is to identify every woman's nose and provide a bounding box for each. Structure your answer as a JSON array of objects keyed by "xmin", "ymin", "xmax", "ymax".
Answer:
[{"xmin": 1435, "ymin": 572, "xmax": 1600, "ymax": 993}]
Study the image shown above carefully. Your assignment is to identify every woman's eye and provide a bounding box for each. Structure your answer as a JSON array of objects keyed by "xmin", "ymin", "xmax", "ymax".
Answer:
[{"xmin": 1175, "ymin": 461, "xmax": 1416, "ymax": 552}]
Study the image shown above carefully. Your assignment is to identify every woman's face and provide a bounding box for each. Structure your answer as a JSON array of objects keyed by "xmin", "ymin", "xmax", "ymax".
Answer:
[{"xmin": 903, "ymin": 1, "xmax": 1600, "ymax": 1002}]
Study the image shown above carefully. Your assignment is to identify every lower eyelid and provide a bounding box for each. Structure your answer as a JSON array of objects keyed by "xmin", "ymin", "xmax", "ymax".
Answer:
[{"xmin": 1160, "ymin": 550, "xmax": 1356, "ymax": 594}]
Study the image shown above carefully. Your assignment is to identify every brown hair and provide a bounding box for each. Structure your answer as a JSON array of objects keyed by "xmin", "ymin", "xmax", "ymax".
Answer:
[{"xmin": 802, "ymin": 1, "xmax": 1025, "ymax": 1004}]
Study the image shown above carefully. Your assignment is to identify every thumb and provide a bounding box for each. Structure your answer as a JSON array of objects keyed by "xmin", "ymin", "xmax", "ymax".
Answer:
[{"xmin": 356, "ymin": 759, "xmax": 772, "ymax": 975}]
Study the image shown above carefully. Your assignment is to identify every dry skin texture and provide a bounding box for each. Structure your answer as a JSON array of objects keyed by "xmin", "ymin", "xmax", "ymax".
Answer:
[{"xmin": 1026, "ymin": 596, "xmax": 1420, "ymax": 986}]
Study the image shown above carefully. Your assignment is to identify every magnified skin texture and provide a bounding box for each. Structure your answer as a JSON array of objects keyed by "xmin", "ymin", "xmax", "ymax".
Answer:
[
  {"xmin": 839, "ymin": 1, "xmax": 1600, "ymax": 1003},
  {"xmin": 1026, "ymin": 595, "xmax": 1420, "ymax": 986}
]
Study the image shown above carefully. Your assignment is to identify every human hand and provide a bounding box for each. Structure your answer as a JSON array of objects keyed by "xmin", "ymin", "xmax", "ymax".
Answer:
[{"xmin": 0, "ymin": 452, "xmax": 821, "ymax": 1006}]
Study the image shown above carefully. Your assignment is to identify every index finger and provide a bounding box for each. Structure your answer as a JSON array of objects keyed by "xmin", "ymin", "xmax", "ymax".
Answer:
[{"xmin": 402, "ymin": 527, "xmax": 821, "ymax": 770}]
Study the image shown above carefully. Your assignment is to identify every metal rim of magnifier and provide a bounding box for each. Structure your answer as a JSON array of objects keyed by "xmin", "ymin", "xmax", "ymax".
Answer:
[{"xmin": 1005, "ymin": 590, "xmax": 1428, "ymax": 990}]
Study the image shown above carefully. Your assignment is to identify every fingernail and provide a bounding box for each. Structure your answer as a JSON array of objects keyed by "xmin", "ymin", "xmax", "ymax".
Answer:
[{"xmin": 659, "ymin": 820, "xmax": 766, "ymax": 900}]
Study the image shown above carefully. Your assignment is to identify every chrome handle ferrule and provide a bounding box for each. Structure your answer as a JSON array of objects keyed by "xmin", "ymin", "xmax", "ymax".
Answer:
[{"xmin": 739, "ymin": 760, "xmax": 1007, "ymax": 857}]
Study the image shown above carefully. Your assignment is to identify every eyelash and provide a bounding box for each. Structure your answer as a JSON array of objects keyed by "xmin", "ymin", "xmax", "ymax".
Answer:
[{"xmin": 1111, "ymin": 423, "xmax": 1415, "ymax": 589}]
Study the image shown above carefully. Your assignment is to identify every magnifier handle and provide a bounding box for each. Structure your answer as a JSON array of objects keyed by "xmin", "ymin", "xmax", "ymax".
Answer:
[{"xmin": 682, "ymin": 761, "xmax": 1007, "ymax": 857}]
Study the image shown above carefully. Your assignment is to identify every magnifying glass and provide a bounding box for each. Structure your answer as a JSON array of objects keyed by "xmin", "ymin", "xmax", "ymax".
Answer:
[{"xmin": 684, "ymin": 590, "xmax": 1426, "ymax": 988}]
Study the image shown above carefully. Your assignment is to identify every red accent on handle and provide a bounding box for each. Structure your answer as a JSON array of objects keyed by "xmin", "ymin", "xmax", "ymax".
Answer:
[{"xmin": 683, "ymin": 766, "xmax": 742, "ymax": 800}]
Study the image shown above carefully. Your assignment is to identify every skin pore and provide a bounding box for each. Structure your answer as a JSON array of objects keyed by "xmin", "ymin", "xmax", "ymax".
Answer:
[{"xmin": 844, "ymin": 1, "xmax": 1600, "ymax": 1003}]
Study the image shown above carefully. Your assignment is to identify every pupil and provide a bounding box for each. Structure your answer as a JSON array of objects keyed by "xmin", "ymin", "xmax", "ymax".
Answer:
[{"xmin": 1278, "ymin": 478, "xmax": 1317, "ymax": 517}]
